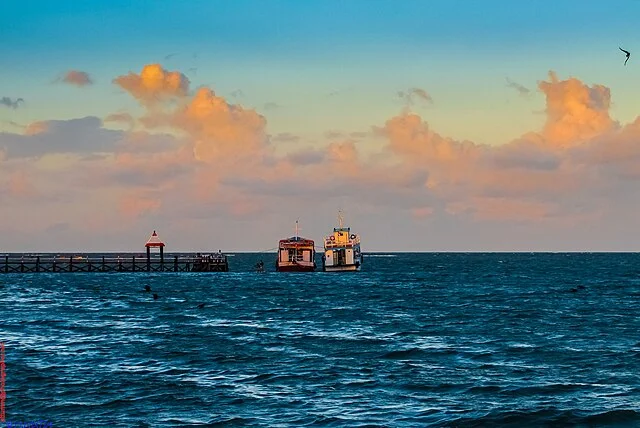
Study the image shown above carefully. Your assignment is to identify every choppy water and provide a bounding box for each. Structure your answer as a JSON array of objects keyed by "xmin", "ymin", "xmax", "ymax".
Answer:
[{"xmin": 1, "ymin": 253, "xmax": 640, "ymax": 427}]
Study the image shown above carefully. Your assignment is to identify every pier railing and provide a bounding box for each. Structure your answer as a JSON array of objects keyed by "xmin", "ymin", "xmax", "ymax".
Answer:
[{"xmin": 1, "ymin": 254, "xmax": 229, "ymax": 273}]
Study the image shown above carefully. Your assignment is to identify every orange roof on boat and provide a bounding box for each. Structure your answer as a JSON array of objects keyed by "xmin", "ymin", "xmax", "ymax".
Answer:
[{"xmin": 279, "ymin": 236, "xmax": 314, "ymax": 246}]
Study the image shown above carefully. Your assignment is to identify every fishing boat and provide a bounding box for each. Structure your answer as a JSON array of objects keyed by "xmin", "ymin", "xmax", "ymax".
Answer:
[
  {"xmin": 322, "ymin": 212, "xmax": 362, "ymax": 272},
  {"xmin": 276, "ymin": 221, "xmax": 316, "ymax": 272}
]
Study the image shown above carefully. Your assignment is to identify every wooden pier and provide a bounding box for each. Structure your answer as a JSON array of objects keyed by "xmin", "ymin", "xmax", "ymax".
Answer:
[
  {"xmin": 0, "ymin": 254, "xmax": 229, "ymax": 274},
  {"xmin": 1, "ymin": 230, "xmax": 229, "ymax": 274}
]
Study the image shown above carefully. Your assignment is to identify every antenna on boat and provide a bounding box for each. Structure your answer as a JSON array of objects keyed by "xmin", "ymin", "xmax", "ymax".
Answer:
[
  {"xmin": 338, "ymin": 210, "xmax": 344, "ymax": 229},
  {"xmin": 294, "ymin": 219, "xmax": 300, "ymax": 258}
]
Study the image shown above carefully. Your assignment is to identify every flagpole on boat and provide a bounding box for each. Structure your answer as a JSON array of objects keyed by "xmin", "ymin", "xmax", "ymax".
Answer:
[{"xmin": 295, "ymin": 219, "xmax": 299, "ymax": 261}]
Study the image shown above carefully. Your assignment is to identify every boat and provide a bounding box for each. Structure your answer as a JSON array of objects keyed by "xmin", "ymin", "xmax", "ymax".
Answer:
[
  {"xmin": 322, "ymin": 212, "xmax": 362, "ymax": 272},
  {"xmin": 276, "ymin": 221, "xmax": 316, "ymax": 272}
]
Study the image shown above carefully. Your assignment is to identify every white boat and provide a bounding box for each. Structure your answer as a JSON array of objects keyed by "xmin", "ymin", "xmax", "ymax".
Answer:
[{"xmin": 322, "ymin": 212, "xmax": 362, "ymax": 272}]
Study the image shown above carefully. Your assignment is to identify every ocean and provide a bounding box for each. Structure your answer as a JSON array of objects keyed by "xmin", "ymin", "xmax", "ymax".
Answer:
[{"xmin": 1, "ymin": 252, "xmax": 639, "ymax": 427}]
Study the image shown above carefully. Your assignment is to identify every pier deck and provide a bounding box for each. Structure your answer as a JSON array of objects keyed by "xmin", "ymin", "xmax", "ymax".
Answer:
[{"xmin": 1, "ymin": 254, "xmax": 229, "ymax": 273}]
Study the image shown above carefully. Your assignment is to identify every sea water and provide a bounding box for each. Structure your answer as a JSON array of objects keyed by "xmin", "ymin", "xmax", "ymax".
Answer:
[{"xmin": 1, "ymin": 253, "xmax": 639, "ymax": 426}]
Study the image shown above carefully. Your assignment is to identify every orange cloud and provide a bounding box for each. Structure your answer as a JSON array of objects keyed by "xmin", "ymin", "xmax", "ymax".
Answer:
[
  {"xmin": 176, "ymin": 87, "xmax": 267, "ymax": 161},
  {"xmin": 367, "ymin": 71, "xmax": 640, "ymax": 223},
  {"xmin": 538, "ymin": 71, "xmax": 616, "ymax": 147},
  {"xmin": 112, "ymin": 71, "xmax": 271, "ymax": 204},
  {"xmin": 113, "ymin": 64, "xmax": 189, "ymax": 105},
  {"xmin": 113, "ymin": 66, "xmax": 268, "ymax": 166},
  {"xmin": 379, "ymin": 113, "xmax": 482, "ymax": 163},
  {"xmin": 24, "ymin": 121, "xmax": 50, "ymax": 135}
]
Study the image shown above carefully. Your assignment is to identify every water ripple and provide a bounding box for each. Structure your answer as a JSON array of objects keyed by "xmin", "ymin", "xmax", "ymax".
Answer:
[{"xmin": 1, "ymin": 253, "xmax": 640, "ymax": 426}]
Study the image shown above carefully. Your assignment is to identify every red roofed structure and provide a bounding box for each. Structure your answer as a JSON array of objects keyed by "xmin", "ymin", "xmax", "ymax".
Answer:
[
  {"xmin": 145, "ymin": 230, "xmax": 165, "ymax": 248},
  {"xmin": 145, "ymin": 230, "xmax": 165, "ymax": 268}
]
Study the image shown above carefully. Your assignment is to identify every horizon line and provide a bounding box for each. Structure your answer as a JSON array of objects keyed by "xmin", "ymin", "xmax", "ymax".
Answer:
[{"xmin": 2, "ymin": 250, "xmax": 640, "ymax": 254}]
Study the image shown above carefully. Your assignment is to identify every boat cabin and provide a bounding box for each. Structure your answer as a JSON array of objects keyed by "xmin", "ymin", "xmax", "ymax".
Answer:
[{"xmin": 276, "ymin": 236, "xmax": 316, "ymax": 272}]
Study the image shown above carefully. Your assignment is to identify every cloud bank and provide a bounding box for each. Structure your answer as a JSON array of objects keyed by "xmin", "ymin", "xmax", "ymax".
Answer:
[{"xmin": 2, "ymin": 66, "xmax": 640, "ymax": 251}]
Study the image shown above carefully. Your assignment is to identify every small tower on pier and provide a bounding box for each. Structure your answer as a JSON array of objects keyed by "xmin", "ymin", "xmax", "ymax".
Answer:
[{"xmin": 145, "ymin": 230, "xmax": 165, "ymax": 270}]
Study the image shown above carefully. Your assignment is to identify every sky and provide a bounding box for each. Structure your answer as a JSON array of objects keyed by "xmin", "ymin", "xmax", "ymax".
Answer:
[{"xmin": 2, "ymin": 0, "xmax": 640, "ymax": 252}]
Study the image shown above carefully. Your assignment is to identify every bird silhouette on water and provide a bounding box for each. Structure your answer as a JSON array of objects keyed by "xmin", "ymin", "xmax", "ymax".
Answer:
[
  {"xmin": 153, "ymin": 293, "xmax": 159, "ymax": 300},
  {"xmin": 144, "ymin": 285, "xmax": 151, "ymax": 292},
  {"xmin": 620, "ymin": 47, "xmax": 631, "ymax": 65},
  {"xmin": 197, "ymin": 303, "xmax": 205, "ymax": 309}
]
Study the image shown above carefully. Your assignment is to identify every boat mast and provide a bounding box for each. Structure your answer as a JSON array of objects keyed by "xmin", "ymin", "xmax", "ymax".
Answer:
[
  {"xmin": 295, "ymin": 219, "xmax": 299, "ymax": 260},
  {"xmin": 338, "ymin": 210, "xmax": 344, "ymax": 229}
]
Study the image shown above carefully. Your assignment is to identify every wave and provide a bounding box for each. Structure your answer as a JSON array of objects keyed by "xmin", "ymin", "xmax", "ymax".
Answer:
[
  {"xmin": 4, "ymin": 253, "xmax": 640, "ymax": 426},
  {"xmin": 445, "ymin": 409, "xmax": 640, "ymax": 426},
  {"xmin": 380, "ymin": 347, "xmax": 429, "ymax": 359}
]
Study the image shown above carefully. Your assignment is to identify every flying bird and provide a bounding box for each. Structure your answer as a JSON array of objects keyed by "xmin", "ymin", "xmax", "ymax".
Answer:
[{"xmin": 620, "ymin": 47, "xmax": 631, "ymax": 66}]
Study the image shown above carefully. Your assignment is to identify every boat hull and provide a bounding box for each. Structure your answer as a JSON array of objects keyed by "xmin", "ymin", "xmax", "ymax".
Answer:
[
  {"xmin": 323, "ymin": 263, "xmax": 360, "ymax": 272},
  {"xmin": 322, "ymin": 243, "xmax": 362, "ymax": 273},
  {"xmin": 276, "ymin": 264, "xmax": 316, "ymax": 272}
]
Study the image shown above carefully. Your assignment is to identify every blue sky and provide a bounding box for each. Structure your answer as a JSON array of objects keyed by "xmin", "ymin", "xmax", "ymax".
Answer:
[
  {"xmin": 3, "ymin": 0, "xmax": 640, "ymax": 144},
  {"xmin": 3, "ymin": 1, "xmax": 637, "ymax": 57}
]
